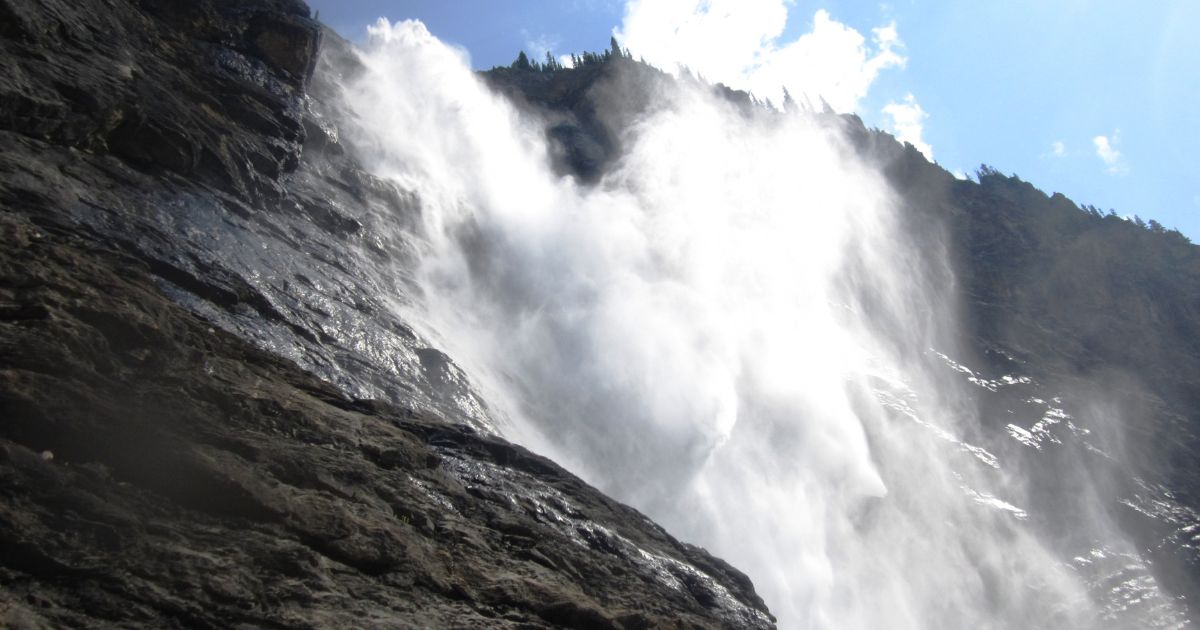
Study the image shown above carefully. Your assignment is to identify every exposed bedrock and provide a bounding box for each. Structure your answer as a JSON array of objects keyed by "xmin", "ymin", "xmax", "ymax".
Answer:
[{"xmin": 0, "ymin": 0, "xmax": 775, "ymax": 627}]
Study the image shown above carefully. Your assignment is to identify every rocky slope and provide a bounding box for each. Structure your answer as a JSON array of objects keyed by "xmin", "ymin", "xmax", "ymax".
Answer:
[{"xmin": 0, "ymin": 0, "xmax": 775, "ymax": 627}]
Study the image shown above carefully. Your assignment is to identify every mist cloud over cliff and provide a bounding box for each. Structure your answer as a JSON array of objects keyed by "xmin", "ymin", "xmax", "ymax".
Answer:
[{"xmin": 321, "ymin": 17, "xmax": 1194, "ymax": 628}]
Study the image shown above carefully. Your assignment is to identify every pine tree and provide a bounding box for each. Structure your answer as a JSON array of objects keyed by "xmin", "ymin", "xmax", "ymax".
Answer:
[{"xmin": 781, "ymin": 87, "xmax": 797, "ymax": 113}]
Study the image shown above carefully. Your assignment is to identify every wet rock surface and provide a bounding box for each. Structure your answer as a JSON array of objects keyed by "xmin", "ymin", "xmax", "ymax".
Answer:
[
  {"xmin": 0, "ymin": 1, "xmax": 774, "ymax": 628},
  {"xmin": 0, "ymin": 212, "xmax": 771, "ymax": 628},
  {"xmin": 0, "ymin": 0, "xmax": 319, "ymax": 203}
]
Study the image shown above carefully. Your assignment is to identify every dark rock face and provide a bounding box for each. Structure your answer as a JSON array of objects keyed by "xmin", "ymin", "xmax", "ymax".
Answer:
[
  {"xmin": 844, "ymin": 102, "xmax": 1200, "ymax": 609},
  {"xmin": 0, "ymin": 0, "xmax": 775, "ymax": 628},
  {"xmin": 940, "ymin": 172, "xmax": 1200, "ymax": 608},
  {"xmin": 0, "ymin": 0, "xmax": 319, "ymax": 203},
  {"xmin": 0, "ymin": 212, "xmax": 771, "ymax": 628}
]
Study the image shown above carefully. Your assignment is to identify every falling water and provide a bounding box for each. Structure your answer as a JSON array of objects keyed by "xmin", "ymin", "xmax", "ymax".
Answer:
[{"xmin": 335, "ymin": 19, "xmax": 1187, "ymax": 629}]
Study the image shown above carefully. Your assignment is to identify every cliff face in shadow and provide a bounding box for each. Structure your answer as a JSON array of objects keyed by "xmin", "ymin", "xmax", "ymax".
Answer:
[
  {"xmin": 0, "ymin": 1, "xmax": 774, "ymax": 627},
  {"xmin": 884, "ymin": 151, "xmax": 1200, "ymax": 607}
]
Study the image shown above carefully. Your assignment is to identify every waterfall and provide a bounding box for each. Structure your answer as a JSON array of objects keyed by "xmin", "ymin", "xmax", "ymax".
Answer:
[{"xmin": 333, "ymin": 18, "xmax": 1183, "ymax": 629}]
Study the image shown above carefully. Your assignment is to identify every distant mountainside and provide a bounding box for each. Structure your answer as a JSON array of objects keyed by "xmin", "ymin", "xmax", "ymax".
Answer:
[{"xmin": 2, "ymin": 0, "xmax": 1199, "ymax": 627}]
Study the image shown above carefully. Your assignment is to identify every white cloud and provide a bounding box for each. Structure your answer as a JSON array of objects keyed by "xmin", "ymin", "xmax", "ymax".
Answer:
[
  {"xmin": 1038, "ymin": 140, "xmax": 1065, "ymax": 159},
  {"xmin": 615, "ymin": 0, "xmax": 905, "ymax": 113},
  {"xmin": 1093, "ymin": 130, "xmax": 1128, "ymax": 175},
  {"xmin": 882, "ymin": 93, "xmax": 932, "ymax": 160},
  {"xmin": 523, "ymin": 31, "xmax": 560, "ymax": 63}
]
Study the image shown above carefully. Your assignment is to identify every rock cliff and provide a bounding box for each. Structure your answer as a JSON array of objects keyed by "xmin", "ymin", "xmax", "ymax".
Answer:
[{"xmin": 0, "ymin": 0, "xmax": 774, "ymax": 627}]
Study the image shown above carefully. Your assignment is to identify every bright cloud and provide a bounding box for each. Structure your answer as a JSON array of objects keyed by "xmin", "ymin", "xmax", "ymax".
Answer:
[
  {"xmin": 1050, "ymin": 140, "xmax": 1065, "ymax": 157},
  {"xmin": 882, "ymin": 93, "xmax": 932, "ymax": 160},
  {"xmin": 523, "ymin": 31, "xmax": 559, "ymax": 63},
  {"xmin": 1093, "ymin": 131, "xmax": 1127, "ymax": 174},
  {"xmin": 616, "ymin": 0, "xmax": 905, "ymax": 112}
]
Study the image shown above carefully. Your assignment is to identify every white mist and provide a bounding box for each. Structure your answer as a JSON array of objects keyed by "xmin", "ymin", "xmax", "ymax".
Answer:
[{"xmin": 336, "ymin": 19, "xmax": 1176, "ymax": 629}]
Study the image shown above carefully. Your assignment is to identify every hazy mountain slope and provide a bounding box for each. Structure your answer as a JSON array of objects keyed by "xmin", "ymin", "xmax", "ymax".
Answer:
[
  {"xmin": 484, "ymin": 57, "xmax": 1200, "ymax": 619},
  {"xmin": 877, "ymin": 133, "xmax": 1200, "ymax": 609}
]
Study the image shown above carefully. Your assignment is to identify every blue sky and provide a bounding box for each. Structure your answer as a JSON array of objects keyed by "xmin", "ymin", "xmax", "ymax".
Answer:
[{"xmin": 309, "ymin": 0, "xmax": 1200, "ymax": 240}]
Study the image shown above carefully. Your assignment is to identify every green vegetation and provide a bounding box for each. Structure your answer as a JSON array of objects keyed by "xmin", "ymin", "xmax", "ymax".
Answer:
[
  {"xmin": 973, "ymin": 163, "xmax": 1191, "ymax": 245},
  {"xmin": 501, "ymin": 36, "xmax": 635, "ymax": 73}
]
